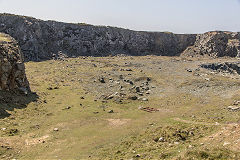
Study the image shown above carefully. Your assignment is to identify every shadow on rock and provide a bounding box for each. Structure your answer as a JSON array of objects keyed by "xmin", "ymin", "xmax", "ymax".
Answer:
[{"xmin": 0, "ymin": 90, "xmax": 39, "ymax": 119}]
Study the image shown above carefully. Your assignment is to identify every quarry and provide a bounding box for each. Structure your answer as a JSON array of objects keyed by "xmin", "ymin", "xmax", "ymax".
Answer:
[{"xmin": 0, "ymin": 14, "xmax": 239, "ymax": 159}]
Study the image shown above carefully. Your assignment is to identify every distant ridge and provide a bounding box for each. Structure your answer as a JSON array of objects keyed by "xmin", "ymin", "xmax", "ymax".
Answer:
[{"xmin": 0, "ymin": 13, "xmax": 239, "ymax": 61}]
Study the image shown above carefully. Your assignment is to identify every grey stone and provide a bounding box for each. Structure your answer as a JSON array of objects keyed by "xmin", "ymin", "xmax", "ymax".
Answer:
[
  {"xmin": 0, "ymin": 14, "xmax": 196, "ymax": 62},
  {"xmin": 158, "ymin": 137, "xmax": 165, "ymax": 142},
  {"xmin": 147, "ymin": 77, "xmax": 151, "ymax": 81},
  {"xmin": 136, "ymin": 154, "xmax": 141, "ymax": 158},
  {"xmin": 142, "ymin": 98, "xmax": 148, "ymax": 101},
  {"xmin": 99, "ymin": 77, "xmax": 105, "ymax": 83},
  {"xmin": 119, "ymin": 75, "xmax": 123, "ymax": 79},
  {"xmin": 136, "ymin": 87, "xmax": 140, "ymax": 92},
  {"xmin": 128, "ymin": 96, "xmax": 138, "ymax": 100},
  {"xmin": 108, "ymin": 110, "xmax": 114, "ymax": 113},
  {"xmin": 233, "ymin": 101, "xmax": 240, "ymax": 105},
  {"xmin": 227, "ymin": 106, "xmax": 240, "ymax": 111},
  {"xmin": 53, "ymin": 128, "xmax": 59, "ymax": 131},
  {"xmin": 0, "ymin": 33, "xmax": 30, "ymax": 91}
]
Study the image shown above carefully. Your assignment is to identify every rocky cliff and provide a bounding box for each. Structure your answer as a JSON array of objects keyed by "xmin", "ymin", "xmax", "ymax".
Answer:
[
  {"xmin": 0, "ymin": 13, "xmax": 196, "ymax": 61},
  {"xmin": 182, "ymin": 31, "xmax": 240, "ymax": 58},
  {"xmin": 0, "ymin": 13, "xmax": 239, "ymax": 61},
  {"xmin": 0, "ymin": 32, "xmax": 29, "ymax": 92}
]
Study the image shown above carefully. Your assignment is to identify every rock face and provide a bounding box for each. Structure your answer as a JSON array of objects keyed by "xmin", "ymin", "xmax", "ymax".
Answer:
[
  {"xmin": 0, "ymin": 13, "xmax": 196, "ymax": 61},
  {"xmin": 0, "ymin": 14, "xmax": 239, "ymax": 61},
  {"xmin": 182, "ymin": 31, "xmax": 240, "ymax": 58},
  {"xmin": 0, "ymin": 33, "xmax": 29, "ymax": 91}
]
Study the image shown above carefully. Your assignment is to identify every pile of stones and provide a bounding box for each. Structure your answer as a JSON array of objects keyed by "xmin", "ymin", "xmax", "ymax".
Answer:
[
  {"xmin": 200, "ymin": 62, "xmax": 240, "ymax": 75},
  {"xmin": 95, "ymin": 70, "xmax": 155, "ymax": 103}
]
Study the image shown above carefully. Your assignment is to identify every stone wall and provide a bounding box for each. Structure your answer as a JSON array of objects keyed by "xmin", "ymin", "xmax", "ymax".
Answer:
[{"xmin": 0, "ymin": 32, "xmax": 29, "ymax": 92}]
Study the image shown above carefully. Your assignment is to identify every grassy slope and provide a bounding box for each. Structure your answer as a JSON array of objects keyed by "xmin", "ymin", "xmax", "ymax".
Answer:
[{"xmin": 0, "ymin": 56, "xmax": 239, "ymax": 159}]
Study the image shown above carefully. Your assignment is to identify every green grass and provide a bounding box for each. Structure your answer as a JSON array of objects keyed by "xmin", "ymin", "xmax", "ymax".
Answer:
[
  {"xmin": 97, "ymin": 123, "xmax": 217, "ymax": 159},
  {"xmin": 0, "ymin": 56, "xmax": 239, "ymax": 159}
]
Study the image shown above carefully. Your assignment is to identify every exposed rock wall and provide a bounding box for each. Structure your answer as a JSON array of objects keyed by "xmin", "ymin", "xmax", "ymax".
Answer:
[
  {"xmin": 0, "ymin": 14, "xmax": 239, "ymax": 61},
  {"xmin": 182, "ymin": 31, "xmax": 240, "ymax": 58},
  {"xmin": 0, "ymin": 13, "xmax": 196, "ymax": 61},
  {"xmin": 0, "ymin": 33, "xmax": 29, "ymax": 91}
]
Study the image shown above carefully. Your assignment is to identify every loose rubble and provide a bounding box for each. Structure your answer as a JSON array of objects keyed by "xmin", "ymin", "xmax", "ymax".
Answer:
[{"xmin": 201, "ymin": 62, "xmax": 240, "ymax": 75}]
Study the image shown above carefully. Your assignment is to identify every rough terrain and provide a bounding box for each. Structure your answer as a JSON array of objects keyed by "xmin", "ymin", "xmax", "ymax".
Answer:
[{"xmin": 0, "ymin": 55, "xmax": 239, "ymax": 159}]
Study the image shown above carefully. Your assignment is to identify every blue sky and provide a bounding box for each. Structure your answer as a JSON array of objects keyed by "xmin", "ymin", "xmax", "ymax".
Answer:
[{"xmin": 0, "ymin": 0, "xmax": 240, "ymax": 33}]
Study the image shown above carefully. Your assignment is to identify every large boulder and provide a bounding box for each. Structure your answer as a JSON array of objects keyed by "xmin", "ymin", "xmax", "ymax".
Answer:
[{"xmin": 0, "ymin": 33, "xmax": 29, "ymax": 92}]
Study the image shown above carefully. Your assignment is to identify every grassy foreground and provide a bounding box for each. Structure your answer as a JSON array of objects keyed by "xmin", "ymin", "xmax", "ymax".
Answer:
[{"xmin": 0, "ymin": 56, "xmax": 240, "ymax": 159}]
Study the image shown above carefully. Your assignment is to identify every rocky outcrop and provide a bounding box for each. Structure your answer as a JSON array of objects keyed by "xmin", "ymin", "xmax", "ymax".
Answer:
[
  {"xmin": 201, "ymin": 62, "xmax": 240, "ymax": 75},
  {"xmin": 0, "ymin": 13, "xmax": 196, "ymax": 61},
  {"xmin": 182, "ymin": 31, "xmax": 240, "ymax": 58},
  {"xmin": 0, "ymin": 33, "xmax": 29, "ymax": 92},
  {"xmin": 0, "ymin": 14, "xmax": 239, "ymax": 61}
]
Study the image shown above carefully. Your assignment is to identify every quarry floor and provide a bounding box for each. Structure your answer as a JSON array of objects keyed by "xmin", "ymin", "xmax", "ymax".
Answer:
[{"xmin": 0, "ymin": 56, "xmax": 240, "ymax": 159}]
